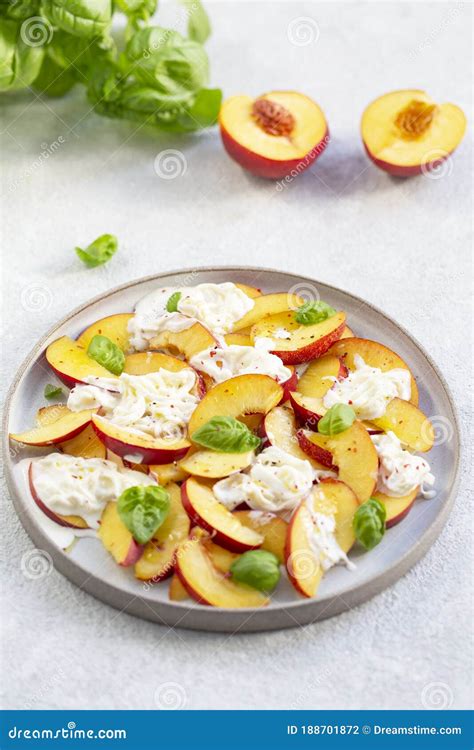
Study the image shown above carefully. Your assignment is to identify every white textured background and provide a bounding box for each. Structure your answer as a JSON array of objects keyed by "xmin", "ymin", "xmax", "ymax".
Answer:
[{"xmin": 1, "ymin": 1, "xmax": 472, "ymax": 710}]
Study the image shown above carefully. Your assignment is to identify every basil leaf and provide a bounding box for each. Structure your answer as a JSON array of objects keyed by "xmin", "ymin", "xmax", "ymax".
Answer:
[
  {"xmin": 353, "ymin": 498, "xmax": 386, "ymax": 551},
  {"xmin": 174, "ymin": 87, "xmax": 221, "ymax": 132},
  {"xmin": 192, "ymin": 416, "xmax": 261, "ymax": 453},
  {"xmin": 179, "ymin": 0, "xmax": 211, "ymax": 44},
  {"xmin": 33, "ymin": 55, "xmax": 77, "ymax": 97},
  {"xmin": 230, "ymin": 550, "xmax": 280, "ymax": 592},
  {"xmin": 295, "ymin": 300, "xmax": 336, "ymax": 326},
  {"xmin": 116, "ymin": 0, "xmax": 157, "ymax": 22},
  {"xmin": 166, "ymin": 291, "xmax": 181, "ymax": 312},
  {"xmin": 318, "ymin": 404, "xmax": 356, "ymax": 436},
  {"xmin": 41, "ymin": 0, "xmax": 112, "ymax": 38},
  {"xmin": 0, "ymin": 18, "xmax": 45, "ymax": 92},
  {"xmin": 44, "ymin": 383, "xmax": 63, "ymax": 399},
  {"xmin": 87, "ymin": 334, "xmax": 125, "ymax": 375},
  {"xmin": 75, "ymin": 233, "xmax": 118, "ymax": 268},
  {"xmin": 117, "ymin": 485, "xmax": 170, "ymax": 545}
]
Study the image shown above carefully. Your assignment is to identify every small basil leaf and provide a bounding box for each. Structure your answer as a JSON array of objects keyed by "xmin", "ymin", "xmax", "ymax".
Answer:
[
  {"xmin": 117, "ymin": 485, "xmax": 170, "ymax": 545},
  {"xmin": 192, "ymin": 416, "xmax": 261, "ymax": 453},
  {"xmin": 295, "ymin": 300, "xmax": 336, "ymax": 326},
  {"xmin": 179, "ymin": 0, "xmax": 211, "ymax": 44},
  {"xmin": 41, "ymin": 0, "xmax": 112, "ymax": 38},
  {"xmin": 87, "ymin": 334, "xmax": 125, "ymax": 375},
  {"xmin": 75, "ymin": 233, "xmax": 118, "ymax": 268},
  {"xmin": 44, "ymin": 383, "xmax": 63, "ymax": 399},
  {"xmin": 230, "ymin": 550, "xmax": 280, "ymax": 592},
  {"xmin": 318, "ymin": 404, "xmax": 356, "ymax": 436},
  {"xmin": 166, "ymin": 291, "xmax": 182, "ymax": 313},
  {"xmin": 353, "ymin": 498, "xmax": 386, "ymax": 551}
]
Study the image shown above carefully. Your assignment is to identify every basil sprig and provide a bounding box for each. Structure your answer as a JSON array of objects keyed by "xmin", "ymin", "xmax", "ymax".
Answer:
[
  {"xmin": 230, "ymin": 550, "xmax": 280, "ymax": 592},
  {"xmin": 295, "ymin": 300, "xmax": 336, "ymax": 326},
  {"xmin": 318, "ymin": 404, "xmax": 356, "ymax": 436},
  {"xmin": 192, "ymin": 416, "xmax": 261, "ymax": 453},
  {"xmin": 353, "ymin": 498, "xmax": 386, "ymax": 551},
  {"xmin": 75, "ymin": 234, "xmax": 118, "ymax": 268},
  {"xmin": 166, "ymin": 291, "xmax": 182, "ymax": 313},
  {"xmin": 44, "ymin": 383, "xmax": 63, "ymax": 400},
  {"xmin": 87, "ymin": 334, "xmax": 125, "ymax": 375},
  {"xmin": 117, "ymin": 485, "xmax": 170, "ymax": 545}
]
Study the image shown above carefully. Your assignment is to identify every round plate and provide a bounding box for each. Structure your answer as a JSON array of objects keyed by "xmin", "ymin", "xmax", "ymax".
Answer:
[{"xmin": 3, "ymin": 267, "xmax": 460, "ymax": 632}]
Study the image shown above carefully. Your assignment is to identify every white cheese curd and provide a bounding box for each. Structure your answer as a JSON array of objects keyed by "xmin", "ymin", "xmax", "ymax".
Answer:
[
  {"xmin": 303, "ymin": 492, "xmax": 355, "ymax": 572},
  {"xmin": 30, "ymin": 453, "xmax": 156, "ymax": 528},
  {"xmin": 128, "ymin": 283, "xmax": 254, "ymax": 350},
  {"xmin": 371, "ymin": 431, "xmax": 435, "ymax": 498},
  {"xmin": 190, "ymin": 344, "xmax": 291, "ymax": 385},
  {"xmin": 323, "ymin": 354, "xmax": 411, "ymax": 420},
  {"xmin": 213, "ymin": 446, "xmax": 316, "ymax": 513},
  {"xmin": 68, "ymin": 368, "xmax": 198, "ymax": 441},
  {"xmin": 274, "ymin": 327, "xmax": 292, "ymax": 340}
]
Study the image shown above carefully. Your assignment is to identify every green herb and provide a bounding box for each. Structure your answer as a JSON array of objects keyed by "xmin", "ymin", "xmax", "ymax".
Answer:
[
  {"xmin": 192, "ymin": 416, "xmax": 261, "ymax": 453},
  {"xmin": 44, "ymin": 383, "xmax": 63, "ymax": 400},
  {"xmin": 295, "ymin": 300, "xmax": 336, "ymax": 326},
  {"xmin": 0, "ymin": 18, "xmax": 45, "ymax": 92},
  {"xmin": 75, "ymin": 234, "xmax": 118, "ymax": 268},
  {"xmin": 166, "ymin": 291, "xmax": 182, "ymax": 313},
  {"xmin": 180, "ymin": 0, "xmax": 211, "ymax": 44},
  {"xmin": 87, "ymin": 334, "xmax": 125, "ymax": 375},
  {"xmin": 353, "ymin": 498, "xmax": 386, "ymax": 551},
  {"xmin": 117, "ymin": 485, "xmax": 170, "ymax": 545},
  {"xmin": 318, "ymin": 404, "xmax": 356, "ymax": 436},
  {"xmin": 230, "ymin": 550, "xmax": 280, "ymax": 592}
]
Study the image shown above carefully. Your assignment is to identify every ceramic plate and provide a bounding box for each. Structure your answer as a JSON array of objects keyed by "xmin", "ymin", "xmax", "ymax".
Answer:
[{"xmin": 3, "ymin": 267, "xmax": 460, "ymax": 632}]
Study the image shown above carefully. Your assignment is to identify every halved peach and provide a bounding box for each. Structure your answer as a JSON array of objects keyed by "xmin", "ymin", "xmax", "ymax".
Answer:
[
  {"xmin": 188, "ymin": 373, "xmax": 282, "ymax": 436},
  {"xmin": 76, "ymin": 313, "xmax": 133, "ymax": 352},
  {"xmin": 297, "ymin": 422, "xmax": 378, "ymax": 502},
  {"xmin": 179, "ymin": 449, "xmax": 254, "ymax": 479},
  {"xmin": 262, "ymin": 404, "xmax": 326, "ymax": 471},
  {"xmin": 28, "ymin": 461, "xmax": 88, "ymax": 529},
  {"xmin": 46, "ymin": 336, "xmax": 114, "ymax": 387},
  {"xmin": 135, "ymin": 483, "xmax": 190, "ymax": 582},
  {"xmin": 234, "ymin": 510, "xmax": 287, "ymax": 563},
  {"xmin": 10, "ymin": 408, "xmax": 94, "ymax": 446},
  {"xmin": 361, "ymin": 90, "xmax": 466, "ymax": 177},
  {"xmin": 59, "ymin": 423, "xmax": 106, "ymax": 459},
  {"xmin": 181, "ymin": 478, "xmax": 263, "ymax": 552},
  {"xmin": 328, "ymin": 337, "xmax": 418, "ymax": 405},
  {"xmin": 169, "ymin": 574, "xmax": 189, "ymax": 601},
  {"xmin": 98, "ymin": 501, "xmax": 144, "ymax": 566},
  {"xmin": 175, "ymin": 536, "xmax": 269, "ymax": 607},
  {"xmin": 373, "ymin": 488, "xmax": 418, "ymax": 528},
  {"xmin": 251, "ymin": 311, "xmax": 346, "ymax": 364},
  {"xmin": 123, "ymin": 351, "xmax": 206, "ymax": 398},
  {"xmin": 219, "ymin": 91, "xmax": 329, "ymax": 179},
  {"xmin": 231, "ymin": 292, "xmax": 304, "ymax": 332},
  {"xmin": 372, "ymin": 398, "xmax": 434, "ymax": 452},
  {"xmin": 285, "ymin": 479, "xmax": 358, "ymax": 598},
  {"xmin": 91, "ymin": 414, "xmax": 190, "ymax": 465},
  {"xmin": 149, "ymin": 462, "xmax": 190, "ymax": 485}
]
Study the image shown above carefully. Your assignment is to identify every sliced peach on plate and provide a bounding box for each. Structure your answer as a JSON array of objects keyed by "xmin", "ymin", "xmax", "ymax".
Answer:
[
  {"xmin": 233, "ymin": 510, "xmax": 287, "ymax": 563},
  {"xmin": 371, "ymin": 398, "xmax": 434, "ymax": 452},
  {"xmin": 202, "ymin": 537, "xmax": 239, "ymax": 573},
  {"xmin": 297, "ymin": 422, "xmax": 378, "ymax": 502},
  {"xmin": 169, "ymin": 574, "xmax": 189, "ymax": 601},
  {"xmin": 149, "ymin": 462, "xmax": 190, "ymax": 485},
  {"xmin": 98, "ymin": 501, "xmax": 144, "ymax": 566},
  {"xmin": 76, "ymin": 313, "xmax": 133, "ymax": 352},
  {"xmin": 328, "ymin": 337, "xmax": 419, "ymax": 405},
  {"xmin": 123, "ymin": 351, "xmax": 206, "ymax": 398},
  {"xmin": 341, "ymin": 326, "xmax": 355, "ymax": 339},
  {"xmin": 361, "ymin": 89, "xmax": 466, "ymax": 177},
  {"xmin": 234, "ymin": 282, "xmax": 261, "ymax": 298},
  {"xmin": 181, "ymin": 477, "xmax": 263, "ymax": 552},
  {"xmin": 224, "ymin": 332, "xmax": 253, "ymax": 347},
  {"xmin": 188, "ymin": 373, "xmax": 282, "ymax": 435},
  {"xmin": 179, "ymin": 449, "xmax": 254, "ymax": 479},
  {"xmin": 10, "ymin": 408, "xmax": 94, "ymax": 446},
  {"xmin": 285, "ymin": 479, "xmax": 358, "ymax": 598},
  {"xmin": 219, "ymin": 91, "xmax": 329, "ymax": 180},
  {"xmin": 149, "ymin": 322, "xmax": 218, "ymax": 360},
  {"xmin": 135, "ymin": 483, "xmax": 190, "ymax": 582},
  {"xmin": 36, "ymin": 404, "xmax": 70, "ymax": 427},
  {"xmin": 262, "ymin": 404, "xmax": 326, "ymax": 471},
  {"xmin": 251, "ymin": 310, "xmax": 346, "ymax": 364},
  {"xmin": 59, "ymin": 423, "xmax": 106, "ymax": 459},
  {"xmin": 297, "ymin": 354, "xmax": 348, "ymax": 398},
  {"xmin": 91, "ymin": 414, "xmax": 190, "ymax": 465},
  {"xmin": 373, "ymin": 488, "xmax": 418, "ymax": 528},
  {"xmin": 175, "ymin": 536, "xmax": 269, "ymax": 607},
  {"xmin": 46, "ymin": 336, "xmax": 114, "ymax": 387},
  {"xmin": 28, "ymin": 461, "xmax": 89, "ymax": 529},
  {"xmin": 231, "ymin": 292, "xmax": 304, "ymax": 332}
]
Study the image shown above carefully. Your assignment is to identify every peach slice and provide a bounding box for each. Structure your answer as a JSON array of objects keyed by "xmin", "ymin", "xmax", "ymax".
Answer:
[
  {"xmin": 28, "ymin": 461, "xmax": 88, "ymax": 529},
  {"xmin": 91, "ymin": 414, "xmax": 190, "ymax": 465},
  {"xmin": 175, "ymin": 536, "xmax": 269, "ymax": 607},
  {"xmin": 328, "ymin": 337, "xmax": 419, "ymax": 405},
  {"xmin": 290, "ymin": 392, "xmax": 381, "ymax": 436},
  {"xmin": 297, "ymin": 422, "xmax": 378, "ymax": 502},
  {"xmin": 179, "ymin": 449, "xmax": 254, "ymax": 479},
  {"xmin": 224, "ymin": 332, "xmax": 253, "ymax": 347},
  {"xmin": 219, "ymin": 91, "xmax": 329, "ymax": 179},
  {"xmin": 135, "ymin": 483, "xmax": 190, "ymax": 582},
  {"xmin": 297, "ymin": 354, "xmax": 348, "ymax": 398},
  {"xmin": 98, "ymin": 501, "xmax": 144, "ymax": 566},
  {"xmin": 231, "ymin": 292, "xmax": 304, "ymax": 332},
  {"xmin": 149, "ymin": 321, "xmax": 218, "ymax": 360},
  {"xmin": 169, "ymin": 574, "xmax": 189, "ymax": 601},
  {"xmin": 10, "ymin": 408, "xmax": 94, "ymax": 446},
  {"xmin": 251, "ymin": 311, "xmax": 346, "ymax": 364},
  {"xmin": 59, "ymin": 424, "xmax": 106, "ymax": 459},
  {"xmin": 262, "ymin": 404, "xmax": 326, "ymax": 471},
  {"xmin": 234, "ymin": 283, "xmax": 262, "ymax": 298},
  {"xmin": 149, "ymin": 462, "xmax": 189, "ymax": 485},
  {"xmin": 36, "ymin": 404, "xmax": 70, "ymax": 427},
  {"xmin": 341, "ymin": 326, "xmax": 355, "ymax": 339},
  {"xmin": 371, "ymin": 398, "xmax": 434, "ymax": 452},
  {"xmin": 123, "ymin": 351, "xmax": 206, "ymax": 398},
  {"xmin": 234, "ymin": 510, "xmax": 288, "ymax": 563},
  {"xmin": 373, "ymin": 488, "xmax": 418, "ymax": 528},
  {"xmin": 285, "ymin": 480, "xmax": 358, "ymax": 598},
  {"xmin": 181, "ymin": 478, "xmax": 263, "ymax": 552},
  {"xmin": 46, "ymin": 336, "xmax": 115, "ymax": 387},
  {"xmin": 202, "ymin": 537, "xmax": 239, "ymax": 573},
  {"xmin": 76, "ymin": 313, "xmax": 133, "ymax": 352},
  {"xmin": 188, "ymin": 373, "xmax": 282, "ymax": 436},
  {"xmin": 361, "ymin": 90, "xmax": 466, "ymax": 177}
]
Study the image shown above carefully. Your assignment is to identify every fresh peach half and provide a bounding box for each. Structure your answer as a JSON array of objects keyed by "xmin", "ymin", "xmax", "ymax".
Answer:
[
  {"xmin": 179, "ymin": 449, "xmax": 255, "ymax": 479},
  {"xmin": 149, "ymin": 322, "xmax": 218, "ymax": 361},
  {"xmin": 219, "ymin": 91, "xmax": 329, "ymax": 179},
  {"xmin": 297, "ymin": 422, "xmax": 378, "ymax": 502},
  {"xmin": 99, "ymin": 501, "xmax": 144, "ymax": 566},
  {"xmin": 262, "ymin": 404, "xmax": 326, "ymax": 471},
  {"xmin": 251, "ymin": 310, "xmax": 346, "ymax": 365},
  {"xmin": 372, "ymin": 398, "xmax": 434, "ymax": 452},
  {"xmin": 59, "ymin": 424, "xmax": 106, "ymax": 459},
  {"xmin": 234, "ymin": 510, "xmax": 288, "ymax": 563},
  {"xmin": 28, "ymin": 461, "xmax": 89, "ymax": 529},
  {"xmin": 285, "ymin": 480, "xmax": 358, "ymax": 598},
  {"xmin": 231, "ymin": 292, "xmax": 304, "ymax": 332},
  {"xmin": 46, "ymin": 336, "xmax": 115, "ymax": 388},
  {"xmin": 361, "ymin": 90, "xmax": 466, "ymax": 177},
  {"xmin": 10, "ymin": 408, "xmax": 93, "ymax": 447},
  {"xmin": 135, "ymin": 483, "xmax": 190, "ymax": 582},
  {"xmin": 76, "ymin": 313, "xmax": 133, "ymax": 352},
  {"xmin": 91, "ymin": 414, "xmax": 190, "ymax": 465},
  {"xmin": 373, "ymin": 488, "xmax": 418, "ymax": 528}
]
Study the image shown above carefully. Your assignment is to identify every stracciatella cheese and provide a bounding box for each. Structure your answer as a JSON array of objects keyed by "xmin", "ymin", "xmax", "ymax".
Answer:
[
  {"xmin": 190, "ymin": 344, "xmax": 291, "ymax": 384},
  {"xmin": 371, "ymin": 431, "xmax": 435, "ymax": 498}
]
